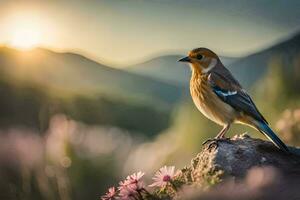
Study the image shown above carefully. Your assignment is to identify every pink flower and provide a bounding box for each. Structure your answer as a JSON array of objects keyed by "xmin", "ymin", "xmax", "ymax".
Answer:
[
  {"xmin": 101, "ymin": 187, "xmax": 117, "ymax": 200},
  {"xmin": 149, "ymin": 166, "xmax": 178, "ymax": 187},
  {"xmin": 118, "ymin": 172, "xmax": 145, "ymax": 199},
  {"xmin": 118, "ymin": 185, "xmax": 137, "ymax": 200},
  {"xmin": 128, "ymin": 171, "xmax": 144, "ymax": 183}
]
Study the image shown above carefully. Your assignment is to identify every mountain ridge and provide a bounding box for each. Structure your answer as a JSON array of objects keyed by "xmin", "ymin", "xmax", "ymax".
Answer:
[
  {"xmin": 229, "ymin": 31, "xmax": 300, "ymax": 88},
  {"xmin": 125, "ymin": 31, "xmax": 300, "ymax": 90},
  {"xmin": 0, "ymin": 46, "xmax": 184, "ymax": 107}
]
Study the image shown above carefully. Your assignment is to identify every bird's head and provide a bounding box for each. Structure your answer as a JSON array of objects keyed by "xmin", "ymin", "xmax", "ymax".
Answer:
[{"xmin": 178, "ymin": 48, "xmax": 220, "ymax": 74}]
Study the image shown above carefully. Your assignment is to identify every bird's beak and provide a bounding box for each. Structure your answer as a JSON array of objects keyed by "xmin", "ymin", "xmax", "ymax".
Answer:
[{"xmin": 178, "ymin": 56, "xmax": 191, "ymax": 63}]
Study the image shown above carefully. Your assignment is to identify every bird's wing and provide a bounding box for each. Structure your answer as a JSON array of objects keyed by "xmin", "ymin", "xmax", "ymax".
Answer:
[{"xmin": 208, "ymin": 71, "xmax": 268, "ymax": 124}]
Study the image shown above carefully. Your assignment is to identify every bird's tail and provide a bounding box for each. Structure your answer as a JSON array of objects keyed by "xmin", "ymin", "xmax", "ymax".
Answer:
[{"xmin": 257, "ymin": 121, "xmax": 289, "ymax": 153}]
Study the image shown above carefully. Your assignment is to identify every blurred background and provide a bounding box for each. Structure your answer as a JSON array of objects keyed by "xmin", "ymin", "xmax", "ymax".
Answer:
[{"xmin": 0, "ymin": 0, "xmax": 299, "ymax": 199}]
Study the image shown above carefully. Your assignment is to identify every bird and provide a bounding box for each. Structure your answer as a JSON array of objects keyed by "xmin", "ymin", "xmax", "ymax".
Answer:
[{"xmin": 178, "ymin": 47, "xmax": 289, "ymax": 153}]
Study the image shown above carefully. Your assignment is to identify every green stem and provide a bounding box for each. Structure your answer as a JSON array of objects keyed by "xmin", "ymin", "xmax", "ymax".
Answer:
[
  {"xmin": 137, "ymin": 190, "xmax": 144, "ymax": 200},
  {"xmin": 141, "ymin": 188, "xmax": 159, "ymax": 200},
  {"xmin": 169, "ymin": 181, "xmax": 177, "ymax": 192},
  {"xmin": 132, "ymin": 194, "xmax": 139, "ymax": 200}
]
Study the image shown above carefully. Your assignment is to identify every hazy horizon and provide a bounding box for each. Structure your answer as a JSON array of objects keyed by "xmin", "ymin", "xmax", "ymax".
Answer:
[{"xmin": 0, "ymin": 0, "xmax": 300, "ymax": 67}]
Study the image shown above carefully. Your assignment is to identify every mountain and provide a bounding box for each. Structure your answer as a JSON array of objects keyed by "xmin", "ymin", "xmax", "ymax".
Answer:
[
  {"xmin": 0, "ymin": 47, "xmax": 183, "ymax": 107},
  {"xmin": 229, "ymin": 32, "xmax": 300, "ymax": 89},
  {"xmin": 0, "ymin": 47, "xmax": 186, "ymax": 135},
  {"xmin": 126, "ymin": 55, "xmax": 237, "ymax": 86},
  {"xmin": 127, "ymin": 31, "xmax": 300, "ymax": 91}
]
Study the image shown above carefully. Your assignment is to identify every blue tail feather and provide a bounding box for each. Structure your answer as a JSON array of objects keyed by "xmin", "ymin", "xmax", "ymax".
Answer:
[{"xmin": 258, "ymin": 122, "xmax": 289, "ymax": 153}]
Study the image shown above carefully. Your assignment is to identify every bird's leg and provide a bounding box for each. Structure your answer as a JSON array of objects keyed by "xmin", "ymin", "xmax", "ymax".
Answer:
[
  {"xmin": 216, "ymin": 124, "xmax": 231, "ymax": 139},
  {"xmin": 202, "ymin": 124, "xmax": 231, "ymax": 146}
]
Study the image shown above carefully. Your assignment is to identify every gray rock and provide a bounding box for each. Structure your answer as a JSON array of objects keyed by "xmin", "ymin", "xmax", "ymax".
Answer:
[
  {"xmin": 178, "ymin": 134, "xmax": 300, "ymax": 200},
  {"xmin": 191, "ymin": 134, "xmax": 300, "ymax": 181}
]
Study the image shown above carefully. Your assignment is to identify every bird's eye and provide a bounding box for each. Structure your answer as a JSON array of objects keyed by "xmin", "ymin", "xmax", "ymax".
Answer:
[{"xmin": 197, "ymin": 54, "xmax": 203, "ymax": 60}]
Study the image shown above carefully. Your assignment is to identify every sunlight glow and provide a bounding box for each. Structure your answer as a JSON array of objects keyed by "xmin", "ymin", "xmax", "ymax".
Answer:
[
  {"xmin": 10, "ymin": 26, "xmax": 41, "ymax": 50},
  {"xmin": 6, "ymin": 12, "xmax": 45, "ymax": 50}
]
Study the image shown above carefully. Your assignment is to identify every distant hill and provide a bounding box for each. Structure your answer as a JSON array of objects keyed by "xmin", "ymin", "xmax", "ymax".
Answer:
[
  {"xmin": 126, "ymin": 55, "xmax": 237, "ymax": 86},
  {"xmin": 126, "ymin": 31, "xmax": 300, "ymax": 91},
  {"xmin": 0, "ymin": 47, "xmax": 186, "ymax": 135},
  {"xmin": 0, "ymin": 47, "xmax": 183, "ymax": 107},
  {"xmin": 229, "ymin": 32, "xmax": 300, "ymax": 89}
]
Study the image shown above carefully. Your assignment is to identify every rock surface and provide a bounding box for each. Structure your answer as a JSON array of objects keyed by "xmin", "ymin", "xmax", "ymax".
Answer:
[
  {"xmin": 192, "ymin": 134, "xmax": 300, "ymax": 180},
  {"xmin": 178, "ymin": 134, "xmax": 300, "ymax": 200}
]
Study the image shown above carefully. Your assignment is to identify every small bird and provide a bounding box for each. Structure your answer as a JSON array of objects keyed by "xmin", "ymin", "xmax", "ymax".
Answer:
[{"xmin": 178, "ymin": 47, "xmax": 289, "ymax": 153}]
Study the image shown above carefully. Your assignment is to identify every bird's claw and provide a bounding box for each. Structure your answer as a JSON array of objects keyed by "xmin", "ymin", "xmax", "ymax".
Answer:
[
  {"xmin": 202, "ymin": 138, "xmax": 219, "ymax": 149},
  {"xmin": 202, "ymin": 138, "xmax": 215, "ymax": 146},
  {"xmin": 202, "ymin": 137, "xmax": 231, "ymax": 149}
]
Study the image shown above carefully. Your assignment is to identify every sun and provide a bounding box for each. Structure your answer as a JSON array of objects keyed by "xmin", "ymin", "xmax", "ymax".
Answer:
[
  {"xmin": 10, "ymin": 27, "xmax": 41, "ymax": 50},
  {"xmin": 6, "ymin": 12, "xmax": 44, "ymax": 50}
]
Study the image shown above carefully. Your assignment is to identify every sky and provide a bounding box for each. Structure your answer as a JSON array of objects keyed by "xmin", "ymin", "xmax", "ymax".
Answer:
[{"xmin": 0, "ymin": 0, "xmax": 300, "ymax": 67}]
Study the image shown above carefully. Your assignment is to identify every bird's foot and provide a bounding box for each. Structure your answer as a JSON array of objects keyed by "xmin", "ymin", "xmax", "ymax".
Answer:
[
  {"xmin": 202, "ymin": 137, "xmax": 231, "ymax": 149},
  {"xmin": 202, "ymin": 138, "xmax": 215, "ymax": 146}
]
